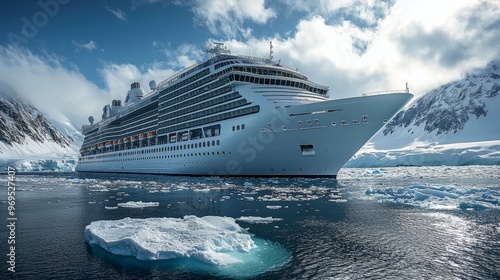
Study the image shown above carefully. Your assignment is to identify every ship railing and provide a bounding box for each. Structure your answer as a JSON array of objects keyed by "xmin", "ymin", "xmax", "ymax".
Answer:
[
  {"xmin": 362, "ymin": 89, "xmax": 409, "ymax": 97},
  {"xmin": 234, "ymin": 55, "xmax": 300, "ymax": 72}
]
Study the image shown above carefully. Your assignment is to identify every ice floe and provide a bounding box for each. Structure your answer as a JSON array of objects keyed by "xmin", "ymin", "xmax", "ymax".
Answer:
[
  {"xmin": 236, "ymin": 216, "xmax": 283, "ymax": 224},
  {"xmin": 364, "ymin": 185, "xmax": 500, "ymax": 210},
  {"xmin": 117, "ymin": 201, "xmax": 159, "ymax": 208},
  {"xmin": 85, "ymin": 216, "xmax": 256, "ymax": 265}
]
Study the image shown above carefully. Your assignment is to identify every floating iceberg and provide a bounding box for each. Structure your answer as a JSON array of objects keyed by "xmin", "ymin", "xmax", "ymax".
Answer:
[
  {"xmin": 85, "ymin": 216, "xmax": 256, "ymax": 265},
  {"xmin": 85, "ymin": 216, "xmax": 291, "ymax": 278}
]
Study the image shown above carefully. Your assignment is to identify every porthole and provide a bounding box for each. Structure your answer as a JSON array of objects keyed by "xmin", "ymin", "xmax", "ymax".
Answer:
[{"xmin": 331, "ymin": 122, "xmax": 337, "ymax": 126}]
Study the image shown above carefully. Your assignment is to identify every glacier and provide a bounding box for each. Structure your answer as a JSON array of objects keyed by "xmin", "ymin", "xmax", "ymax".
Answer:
[
  {"xmin": 347, "ymin": 60, "xmax": 500, "ymax": 168},
  {"xmin": 346, "ymin": 140, "xmax": 500, "ymax": 168}
]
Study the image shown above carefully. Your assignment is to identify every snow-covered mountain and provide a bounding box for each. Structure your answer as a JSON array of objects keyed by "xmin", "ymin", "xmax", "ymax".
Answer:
[
  {"xmin": 347, "ymin": 60, "xmax": 500, "ymax": 167},
  {"xmin": 0, "ymin": 89, "xmax": 82, "ymax": 170}
]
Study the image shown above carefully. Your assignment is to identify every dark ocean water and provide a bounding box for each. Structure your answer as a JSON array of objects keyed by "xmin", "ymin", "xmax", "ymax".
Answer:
[{"xmin": 1, "ymin": 166, "xmax": 499, "ymax": 279}]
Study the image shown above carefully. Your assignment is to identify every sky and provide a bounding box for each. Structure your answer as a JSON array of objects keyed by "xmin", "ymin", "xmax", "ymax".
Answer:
[{"xmin": 0, "ymin": 0, "xmax": 499, "ymax": 127}]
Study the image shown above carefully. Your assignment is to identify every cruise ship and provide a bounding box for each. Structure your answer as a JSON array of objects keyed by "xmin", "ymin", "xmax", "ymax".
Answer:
[{"xmin": 76, "ymin": 43, "xmax": 412, "ymax": 178}]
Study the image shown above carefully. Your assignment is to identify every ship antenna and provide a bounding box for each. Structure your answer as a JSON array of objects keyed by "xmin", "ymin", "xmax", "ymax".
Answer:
[{"xmin": 269, "ymin": 41, "xmax": 274, "ymax": 61}]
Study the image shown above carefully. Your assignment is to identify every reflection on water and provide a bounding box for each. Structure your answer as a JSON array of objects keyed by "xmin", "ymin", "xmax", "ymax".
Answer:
[{"xmin": 0, "ymin": 166, "xmax": 498, "ymax": 279}]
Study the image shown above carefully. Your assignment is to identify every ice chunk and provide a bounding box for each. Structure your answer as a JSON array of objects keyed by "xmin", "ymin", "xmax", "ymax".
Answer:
[
  {"xmin": 364, "ymin": 185, "xmax": 500, "ymax": 210},
  {"xmin": 417, "ymin": 189, "xmax": 459, "ymax": 199},
  {"xmin": 85, "ymin": 216, "xmax": 256, "ymax": 265},
  {"xmin": 117, "ymin": 201, "xmax": 159, "ymax": 208},
  {"xmin": 236, "ymin": 216, "xmax": 283, "ymax": 224}
]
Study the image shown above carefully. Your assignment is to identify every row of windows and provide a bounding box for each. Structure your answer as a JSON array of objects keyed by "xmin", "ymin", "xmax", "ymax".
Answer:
[
  {"xmin": 159, "ymin": 68, "xmax": 211, "ymax": 101},
  {"xmin": 79, "ymin": 150, "xmax": 231, "ymax": 165},
  {"xmin": 159, "ymin": 84, "xmax": 233, "ymax": 113},
  {"xmin": 161, "ymin": 99, "xmax": 249, "ymax": 128},
  {"xmin": 86, "ymin": 114, "xmax": 157, "ymax": 142},
  {"xmin": 83, "ymin": 121, "xmax": 158, "ymax": 147},
  {"xmin": 232, "ymin": 124, "xmax": 246, "ymax": 131},
  {"xmin": 80, "ymin": 139, "xmax": 222, "ymax": 161},
  {"xmin": 229, "ymin": 74, "xmax": 327, "ymax": 95},
  {"xmin": 232, "ymin": 66, "xmax": 307, "ymax": 80},
  {"xmin": 158, "ymin": 71, "xmax": 231, "ymax": 110},
  {"xmin": 214, "ymin": 59, "xmax": 237, "ymax": 70},
  {"xmin": 161, "ymin": 124, "xmax": 220, "ymax": 145},
  {"xmin": 159, "ymin": 105, "xmax": 260, "ymax": 135},
  {"xmin": 159, "ymin": 92, "xmax": 240, "ymax": 122},
  {"xmin": 82, "ymin": 124, "xmax": 221, "ymax": 156},
  {"xmin": 83, "ymin": 110, "xmax": 158, "ymax": 146}
]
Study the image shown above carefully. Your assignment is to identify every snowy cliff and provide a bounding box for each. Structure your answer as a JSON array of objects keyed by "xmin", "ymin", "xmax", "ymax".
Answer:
[
  {"xmin": 0, "ymin": 89, "xmax": 82, "ymax": 170},
  {"xmin": 347, "ymin": 60, "xmax": 500, "ymax": 167}
]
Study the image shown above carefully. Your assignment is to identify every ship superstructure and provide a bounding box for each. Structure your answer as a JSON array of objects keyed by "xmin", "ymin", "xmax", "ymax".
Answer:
[{"xmin": 76, "ymin": 43, "xmax": 412, "ymax": 177}]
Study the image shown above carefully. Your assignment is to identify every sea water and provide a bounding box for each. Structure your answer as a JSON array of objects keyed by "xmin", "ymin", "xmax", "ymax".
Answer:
[{"xmin": 0, "ymin": 165, "xmax": 499, "ymax": 279}]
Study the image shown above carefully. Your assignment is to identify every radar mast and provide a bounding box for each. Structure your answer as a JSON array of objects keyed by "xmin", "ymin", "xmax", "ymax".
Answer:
[{"xmin": 205, "ymin": 42, "xmax": 230, "ymax": 57}]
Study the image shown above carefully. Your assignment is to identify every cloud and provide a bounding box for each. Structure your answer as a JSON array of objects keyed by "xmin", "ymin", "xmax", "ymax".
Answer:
[
  {"xmin": 0, "ymin": 0, "xmax": 498, "ymax": 130},
  {"xmin": 105, "ymin": 6, "xmax": 128, "ymax": 22},
  {"xmin": 222, "ymin": 0, "xmax": 500, "ymax": 100},
  {"xmin": 0, "ymin": 46, "xmax": 177, "ymax": 126},
  {"xmin": 280, "ymin": 0, "xmax": 395, "ymax": 28},
  {"xmin": 0, "ymin": 46, "xmax": 105, "ymax": 125},
  {"xmin": 131, "ymin": 0, "xmax": 162, "ymax": 9},
  {"xmin": 176, "ymin": 0, "xmax": 276, "ymax": 38},
  {"xmin": 98, "ymin": 62, "xmax": 175, "ymax": 102},
  {"xmin": 72, "ymin": 40, "xmax": 98, "ymax": 52}
]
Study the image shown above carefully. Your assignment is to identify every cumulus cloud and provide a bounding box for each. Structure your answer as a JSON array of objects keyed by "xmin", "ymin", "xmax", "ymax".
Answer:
[
  {"xmin": 105, "ymin": 6, "xmax": 128, "ymax": 22},
  {"xmin": 1, "ymin": 0, "xmax": 498, "ymax": 129},
  {"xmin": 223, "ymin": 0, "xmax": 500, "ymax": 99},
  {"xmin": 176, "ymin": 0, "xmax": 276, "ymax": 38},
  {"xmin": 284, "ymin": 0, "xmax": 394, "ymax": 25},
  {"xmin": 99, "ymin": 62, "xmax": 175, "ymax": 101},
  {"xmin": 0, "ymin": 46, "xmax": 105, "ymax": 125},
  {"xmin": 0, "ymin": 46, "xmax": 177, "ymax": 126}
]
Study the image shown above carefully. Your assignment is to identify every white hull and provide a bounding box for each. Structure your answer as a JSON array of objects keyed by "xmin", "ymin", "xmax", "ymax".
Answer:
[{"xmin": 76, "ymin": 93, "xmax": 412, "ymax": 177}]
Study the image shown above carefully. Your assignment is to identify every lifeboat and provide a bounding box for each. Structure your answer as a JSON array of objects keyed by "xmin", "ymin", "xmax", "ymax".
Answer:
[
  {"xmin": 124, "ymin": 137, "xmax": 131, "ymax": 143},
  {"xmin": 105, "ymin": 141, "xmax": 113, "ymax": 148},
  {"xmin": 91, "ymin": 145, "xmax": 97, "ymax": 150},
  {"xmin": 97, "ymin": 143, "xmax": 104, "ymax": 149},
  {"xmin": 118, "ymin": 138, "xmax": 124, "ymax": 144},
  {"xmin": 147, "ymin": 131, "xmax": 157, "ymax": 139},
  {"xmin": 139, "ymin": 133, "xmax": 147, "ymax": 140},
  {"xmin": 131, "ymin": 135, "xmax": 139, "ymax": 142},
  {"xmin": 113, "ymin": 140, "xmax": 119, "ymax": 145}
]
